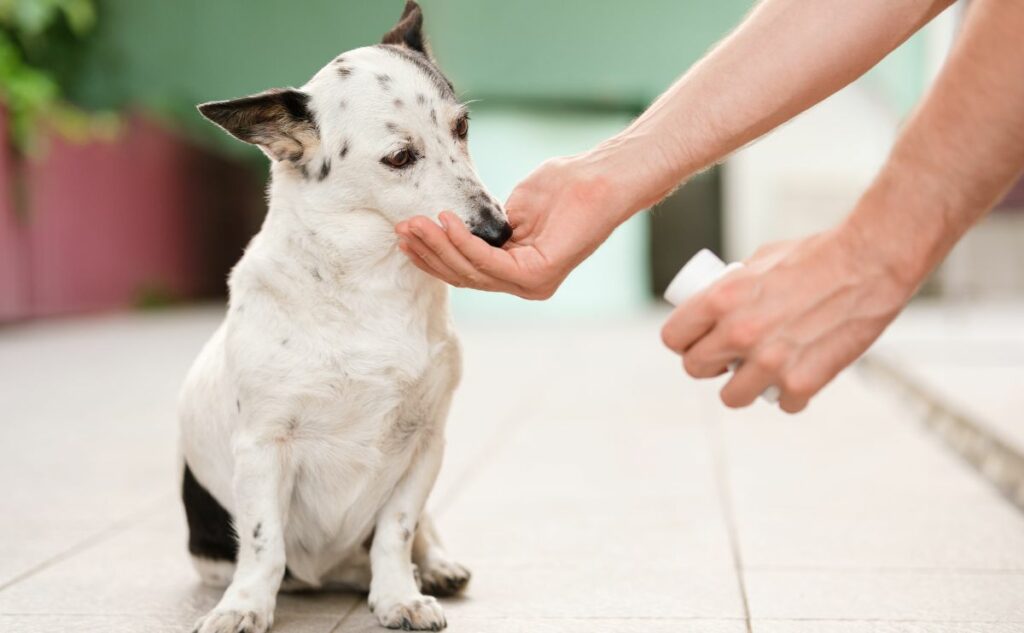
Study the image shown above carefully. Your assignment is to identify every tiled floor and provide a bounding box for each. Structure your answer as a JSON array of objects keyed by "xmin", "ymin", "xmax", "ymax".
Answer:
[
  {"xmin": 873, "ymin": 300, "xmax": 1024, "ymax": 457},
  {"xmin": 1, "ymin": 307, "xmax": 1023, "ymax": 632}
]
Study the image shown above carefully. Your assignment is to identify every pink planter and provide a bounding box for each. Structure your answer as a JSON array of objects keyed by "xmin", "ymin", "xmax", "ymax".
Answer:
[{"xmin": 0, "ymin": 113, "xmax": 262, "ymax": 321}]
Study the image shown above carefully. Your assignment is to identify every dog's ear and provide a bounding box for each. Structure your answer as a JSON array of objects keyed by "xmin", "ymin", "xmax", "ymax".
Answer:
[
  {"xmin": 381, "ymin": 0, "xmax": 431, "ymax": 58},
  {"xmin": 197, "ymin": 88, "xmax": 319, "ymax": 164}
]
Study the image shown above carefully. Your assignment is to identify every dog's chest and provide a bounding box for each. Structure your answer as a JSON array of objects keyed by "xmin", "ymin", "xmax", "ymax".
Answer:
[{"xmin": 278, "ymin": 314, "xmax": 460, "ymax": 445}]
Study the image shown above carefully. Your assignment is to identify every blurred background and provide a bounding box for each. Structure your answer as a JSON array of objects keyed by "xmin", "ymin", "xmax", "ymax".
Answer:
[
  {"xmin": 2, "ymin": 0, "xmax": 1020, "ymax": 324},
  {"xmin": 3, "ymin": 3, "xmax": 1024, "ymax": 631}
]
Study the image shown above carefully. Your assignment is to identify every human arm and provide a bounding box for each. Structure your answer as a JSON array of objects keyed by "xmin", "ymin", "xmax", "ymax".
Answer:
[
  {"xmin": 396, "ymin": 0, "xmax": 954, "ymax": 297},
  {"xmin": 661, "ymin": 0, "xmax": 1024, "ymax": 412}
]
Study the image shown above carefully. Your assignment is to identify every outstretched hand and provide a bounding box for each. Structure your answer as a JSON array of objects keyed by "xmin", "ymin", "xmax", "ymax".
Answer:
[
  {"xmin": 660, "ymin": 227, "xmax": 916, "ymax": 413},
  {"xmin": 395, "ymin": 156, "xmax": 631, "ymax": 300}
]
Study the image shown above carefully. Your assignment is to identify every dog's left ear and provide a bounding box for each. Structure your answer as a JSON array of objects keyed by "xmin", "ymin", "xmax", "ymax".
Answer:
[
  {"xmin": 381, "ymin": 0, "xmax": 431, "ymax": 58},
  {"xmin": 197, "ymin": 88, "xmax": 319, "ymax": 164}
]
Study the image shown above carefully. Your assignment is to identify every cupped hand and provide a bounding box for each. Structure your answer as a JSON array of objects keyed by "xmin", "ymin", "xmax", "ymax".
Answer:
[
  {"xmin": 395, "ymin": 155, "xmax": 631, "ymax": 300},
  {"xmin": 660, "ymin": 227, "xmax": 916, "ymax": 413}
]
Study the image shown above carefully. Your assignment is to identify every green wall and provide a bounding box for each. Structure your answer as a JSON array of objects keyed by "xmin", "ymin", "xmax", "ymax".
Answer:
[{"xmin": 69, "ymin": 0, "xmax": 753, "ymax": 122}]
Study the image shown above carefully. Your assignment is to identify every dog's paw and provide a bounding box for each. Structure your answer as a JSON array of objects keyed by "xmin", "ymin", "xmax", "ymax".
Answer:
[
  {"xmin": 369, "ymin": 593, "xmax": 446, "ymax": 631},
  {"xmin": 418, "ymin": 559, "xmax": 471, "ymax": 597},
  {"xmin": 192, "ymin": 607, "xmax": 272, "ymax": 633}
]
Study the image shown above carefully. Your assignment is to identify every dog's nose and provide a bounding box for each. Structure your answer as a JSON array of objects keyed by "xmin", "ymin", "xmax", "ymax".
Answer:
[
  {"xmin": 471, "ymin": 220, "xmax": 512, "ymax": 248},
  {"xmin": 470, "ymin": 206, "xmax": 513, "ymax": 247}
]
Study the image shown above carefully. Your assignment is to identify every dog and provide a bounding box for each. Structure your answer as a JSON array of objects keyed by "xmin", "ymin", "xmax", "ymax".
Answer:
[{"xmin": 179, "ymin": 3, "xmax": 511, "ymax": 631}]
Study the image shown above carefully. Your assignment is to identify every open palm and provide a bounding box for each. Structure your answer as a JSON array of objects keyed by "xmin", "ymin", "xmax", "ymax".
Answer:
[{"xmin": 396, "ymin": 157, "xmax": 626, "ymax": 299}]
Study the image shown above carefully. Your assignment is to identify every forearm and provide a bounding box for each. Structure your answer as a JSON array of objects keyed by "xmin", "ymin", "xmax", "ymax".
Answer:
[
  {"xmin": 844, "ymin": 0, "xmax": 1024, "ymax": 288},
  {"xmin": 584, "ymin": 0, "xmax": 953, "ymax": 217}
]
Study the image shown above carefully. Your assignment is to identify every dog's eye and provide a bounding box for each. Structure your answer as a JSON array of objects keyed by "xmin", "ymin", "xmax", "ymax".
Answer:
[
  {"xmin": 454, "ymin": 115, "xmax": 469, "ymax": 140},
  {"xmin": 382, "ymin": 149, "xmax": 416, "ymax": 169}
]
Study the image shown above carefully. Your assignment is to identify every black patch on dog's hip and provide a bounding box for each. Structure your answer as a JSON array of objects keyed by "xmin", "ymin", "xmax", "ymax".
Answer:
[{"xmin": 182, "ymin": 463, "xmax": 238, "ymax": 562}]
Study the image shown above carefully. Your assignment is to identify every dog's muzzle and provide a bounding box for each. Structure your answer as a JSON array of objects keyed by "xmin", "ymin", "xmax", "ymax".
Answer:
[{"xmin": 470, "ymin": 206, "xmax": 513, "ymax": 248}]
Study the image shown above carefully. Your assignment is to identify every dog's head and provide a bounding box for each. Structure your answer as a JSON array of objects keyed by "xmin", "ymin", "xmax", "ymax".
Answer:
[{"xmin": 197, "ymin": 1, "xmax": 512, "ymax": 247}]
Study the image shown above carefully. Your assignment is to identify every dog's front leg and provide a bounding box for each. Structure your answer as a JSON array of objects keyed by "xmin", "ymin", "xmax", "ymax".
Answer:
[
  {"xmin": 193, "ymin": 434, "xmax": 291, "ymax": 633},
  {"xmin": 369, "ymin": 434, "xmax": 447, "ymax": 631}
]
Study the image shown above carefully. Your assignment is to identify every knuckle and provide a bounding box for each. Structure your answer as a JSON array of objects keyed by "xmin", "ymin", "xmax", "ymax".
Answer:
[
  {"xmin": 781, "ymin": 372, "xmax": 816, "ymax": 399},
  {"xmin": 752, "ymin": 346, "xmax": 785, "ymax": 373},
  {"xmin": 705, "ymin": 283, "xmax": 737, "ymax": 315},
  {"xmin": 725, "ymin": 319, "xmax": 761, "ymax": 349},
  {"xmin": 682, "ymin": 354, "xmax": 704, "ymax": 378}
]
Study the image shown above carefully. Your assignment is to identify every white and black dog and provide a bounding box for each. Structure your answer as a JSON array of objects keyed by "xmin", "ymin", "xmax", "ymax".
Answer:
[{"xmin": 180, "ymin": 3, "xmax": 510, "ymax": 631}]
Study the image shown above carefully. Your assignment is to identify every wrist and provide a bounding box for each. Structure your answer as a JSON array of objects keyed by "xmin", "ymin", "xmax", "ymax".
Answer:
[
  {"xmin": 580, "ymin": 128, "xmax": 695, "ymax": 220},
  {"xmin": 840, "ymin": 164, "xmax": 956, "ymax": 294}
]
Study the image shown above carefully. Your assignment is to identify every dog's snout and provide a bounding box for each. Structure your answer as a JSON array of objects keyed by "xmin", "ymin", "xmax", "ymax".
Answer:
[{"xmin": 470, "ymin": 206, "xmax": 513, "ymax": 248}]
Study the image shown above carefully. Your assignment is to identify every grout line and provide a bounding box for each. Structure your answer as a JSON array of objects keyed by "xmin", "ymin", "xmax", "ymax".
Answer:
[
  {"xmin": 0, "ymin": 494, "xmax": 171, "ymax": 594},
  {"xmin": 705, "ymin": 413, "xmax": 754, "ymax": 633},
  {"xmin": 327, "ymin": 599, "xmax": 364, "ymax": 633},
  {"xmin": 859, "ymin": 354, "xmax": 1024, "ymax": 513}
]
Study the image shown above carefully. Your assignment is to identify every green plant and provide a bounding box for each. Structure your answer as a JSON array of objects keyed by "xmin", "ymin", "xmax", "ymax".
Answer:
[{"xmin": 0, "ymin": 0, "xmax": 115, "ymax": 154}]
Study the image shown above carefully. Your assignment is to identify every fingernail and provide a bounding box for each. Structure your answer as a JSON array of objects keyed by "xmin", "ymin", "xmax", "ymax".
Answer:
[
  {"xmin": 410, "ymin": 225, "xmax": 423, "ymax": 237},
  {"xmin": 438, "ymin": 214, "xmax": 449, "ymax": 231}
]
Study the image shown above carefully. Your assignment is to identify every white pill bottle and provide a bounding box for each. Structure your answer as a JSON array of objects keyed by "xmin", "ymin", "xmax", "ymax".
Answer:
[{"xmin": 663, "ymin": 249, "xmax": 780, "ymax": 403}]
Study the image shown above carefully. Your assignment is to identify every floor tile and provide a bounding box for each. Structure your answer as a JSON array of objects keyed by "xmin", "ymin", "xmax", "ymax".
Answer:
[
  {"xmin": 0, "ymin": 613, "xmax": 340, "ymax": 633},
  {"xmin": 745, "ymin": 569, "xmax": 1024, "ymax": 622},
  {"xmin": 754, "ymin": 621, "xmax": 1023, "ymax": 633},
  {"xmin": 338, "ymin": 610, "xmax": 746, "ymax": 633}
]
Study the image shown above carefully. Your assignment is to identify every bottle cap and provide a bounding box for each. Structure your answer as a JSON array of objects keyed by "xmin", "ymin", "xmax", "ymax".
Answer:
[{"xmin": 664, "ymin": 249, "xmax": 729, "ymax": 306}]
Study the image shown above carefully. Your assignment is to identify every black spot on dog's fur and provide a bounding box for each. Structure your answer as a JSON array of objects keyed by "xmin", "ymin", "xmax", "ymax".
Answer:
[
  {"xmin": 429, "ymin": 108, "xmax": 437, "ymax": 124},
  {"xmin": 337, "ymin": 65, "xmax": 352, "ymax": 78},
  {"xmin": 253, "ymin": 523, "xmax": 263, "ymax": 540},
  {"xmin": 339, "ymin": 99, "xmax": 347, "ymax": 109},
  {"xmin": 393, "ymin": 98, "xmax": 404, "ymax": 108},
  {"xmin": 236, "ymin": 398, "xmax": 241, "ymax": 413},
  {"xmin": 317, "ymin": 158, "xmax": 331, "ymax": 181},
  {"xmin": 183, "ymin": 463, "xmax": 238, "ymax": 562},
  {"xmin": 281, "ymin": 338, "xmax": 289, "ymax": 347},
  {"xmin": 312, "ymin": 268, "xmax": 323, "ymax": 281},
  {"xmin": 385, "ymin": 122, "xmax": 398, "ymax": 133},
  {"xmin": 416, "ymin": 93, "xmax": 427, "ymax": 105},
  {"xmin": 376, "ymin": 73, "xmax": 392, "ymax": 90},
  {"xmin": 339, "ymin": 141, "xmax": 349, "ymax": 158}
]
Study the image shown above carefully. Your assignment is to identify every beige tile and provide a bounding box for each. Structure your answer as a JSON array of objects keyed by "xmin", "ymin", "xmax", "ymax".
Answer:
[
  {"xmin": 754, "ymin": 621, "xmax": 1023, "ymax": 633},
  {"xmin": 745, "ymin": 570, "xmax": 1024, "ymax": 622},
  {"xmin": 414, "ymin": 563, "xmax": 743, "ymax": 620},
  {"xmin": 0, "ymin": 505, "xmax": 358, "ymax": 619},
  {"xmin": 338, "ymin": 611, "xmax": 746, "ymax": 633},
  {"xmin": 718, "ymin": 373, "xmax": 1024, "ymax": 571},
  {"xmin": 0, "ymin": 613, "xmax": 340, "ymax": 633}
]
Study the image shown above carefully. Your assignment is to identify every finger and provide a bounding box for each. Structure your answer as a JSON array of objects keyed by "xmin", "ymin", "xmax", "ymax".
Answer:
[
  {"xmin": 719, "ymin": 359, "xmax": 778, "ymax": 408},
  {"xmin": 663, "ymin": 278, "xmax": 737, "ymax": 352},
  {"xmin": 398, "ymin": 240, "xmax": 463, "ymax": 287},
  {"xmin": 679, "ymin": 317, "xmax": 750, "ymax": 378},
  {"xmin": 776, "ymin": 336, "xmax": 856, "ymax": 414},
  {"xmin": 439, "ymin": 211, "xmax": 524, "ymax": 280},
  {"xmin": 407, "ymin": 216, "xmax": 498, "ymax": 286},
  {"xmin": 778, "ymin": 393, "xmax": 810, "ymax": 414}
]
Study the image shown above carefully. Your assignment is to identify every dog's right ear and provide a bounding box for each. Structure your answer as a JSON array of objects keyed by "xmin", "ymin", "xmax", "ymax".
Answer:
[
  {"xmin": 197, "ymin": 88, "xmax": 319, "ymax": 164},
  {"xmin": 381, "ymin": 0, "xmax": 431, "ymax": 58}
]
